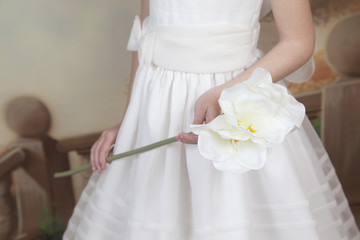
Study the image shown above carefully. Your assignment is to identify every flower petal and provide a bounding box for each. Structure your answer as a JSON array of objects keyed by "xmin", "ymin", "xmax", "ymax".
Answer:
[
  {"xmin": 197, "ymin": 129, "xmax": 233, "ymax": 162},
  {"xmin": 213, "ymin": 141, "xmax": 268, "ymax": 175},
  {"xmin": 244, "ymin": 68, "xmax": 273, "ymax": 87}
]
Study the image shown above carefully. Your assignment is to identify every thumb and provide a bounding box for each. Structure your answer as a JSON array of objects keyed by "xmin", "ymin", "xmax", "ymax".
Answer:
[
  {"xmin": 193, "ymin": 105, "xmax": 206, "ymax": 125},
  {"xmin": 204, "ymin": 107, "xmax": 219, "ymax": 124}
]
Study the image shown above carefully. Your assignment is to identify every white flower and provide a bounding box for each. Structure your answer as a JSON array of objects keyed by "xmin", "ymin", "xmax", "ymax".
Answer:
[{"xmin": 191, "ymin": 68, "xmax": 305, "ymax": 175}]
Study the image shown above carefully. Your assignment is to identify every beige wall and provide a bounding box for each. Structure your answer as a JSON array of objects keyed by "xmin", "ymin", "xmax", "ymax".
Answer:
[{"xmin": 0, "ymin": 0, "xmax": 140, "ymax": 150}]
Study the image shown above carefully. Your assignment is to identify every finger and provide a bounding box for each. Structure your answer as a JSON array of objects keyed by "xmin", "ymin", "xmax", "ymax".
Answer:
[
  {"xmin": 90, "ymin": 141, "xmax": 99, "ymax": 172},
  {"xmin": 99, "ymin": 139, "xmax": 115, "ymax": 171},
  {"xmin": 93, "ymin": 137, "xmax": 104, "ymax": 173},
  {"xmin": 98, "ymin": 146, "xmax": 107, "ymax": 173},
  {"xmin": 176, "ymin": 132, "xmax": 198, "ymax": 144}
]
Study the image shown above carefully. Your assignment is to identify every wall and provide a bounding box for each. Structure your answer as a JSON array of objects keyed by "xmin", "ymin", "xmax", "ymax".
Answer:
[{"xmin": 0, "ymin": 0, "xmax": 140, "ymax": 150}]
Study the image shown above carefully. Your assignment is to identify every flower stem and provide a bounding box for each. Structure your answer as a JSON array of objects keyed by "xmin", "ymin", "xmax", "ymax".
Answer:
[{"xmin": 54, "ymin": 136, "xmax": 178, "ymax": 178}]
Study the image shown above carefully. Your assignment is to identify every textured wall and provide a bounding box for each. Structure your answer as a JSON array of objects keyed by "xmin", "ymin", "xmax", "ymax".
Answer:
[{"xmin": 0, "ymin": 0, "xmax": 140, "ymax": 149}]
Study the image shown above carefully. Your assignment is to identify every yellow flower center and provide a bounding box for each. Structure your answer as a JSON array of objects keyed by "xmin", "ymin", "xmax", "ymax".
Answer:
[
  {"xmin": 230, "ymin": 139, "xmax": 240, "ymax": 152},
  {"xmin": 247, "ymin": 124, "xmax": 256, "ymax": 133},
  {"xmin": 237, "ymin": 120, "xmax": 256, "ymax": 133}
]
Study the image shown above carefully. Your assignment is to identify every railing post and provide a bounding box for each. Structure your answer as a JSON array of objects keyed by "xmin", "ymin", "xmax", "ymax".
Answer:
[{"xmin": 4, "ymin": 97, "xmax": 75, "ymax": 239}]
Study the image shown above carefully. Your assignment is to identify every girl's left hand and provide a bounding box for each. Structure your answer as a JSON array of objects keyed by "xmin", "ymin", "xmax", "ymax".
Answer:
[{"xmin": 176, "ymin": 86, "xmax": 222, "ymax": 144}]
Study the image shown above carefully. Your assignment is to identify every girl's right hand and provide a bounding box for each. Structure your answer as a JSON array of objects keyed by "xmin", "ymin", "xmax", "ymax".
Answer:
[
  {"xmin": 90, "ymin": 124, "xmax": 120, "ymax": 173},
  {"xmin": 176, "ymin": 85, "xmax": 223, "ymax": 144}
]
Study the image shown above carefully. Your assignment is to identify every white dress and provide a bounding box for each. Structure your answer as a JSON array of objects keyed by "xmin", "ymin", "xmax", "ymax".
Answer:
[{"xmin": 63, "ymin": 0, "xmax": 360, "ymax": 239}]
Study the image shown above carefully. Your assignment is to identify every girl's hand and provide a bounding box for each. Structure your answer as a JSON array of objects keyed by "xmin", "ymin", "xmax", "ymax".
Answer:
[
  {"xmin": 90, "ymin": 124, "xmax": 120, "ymax": 173},
  {"xmin": 176, "ymin": 86, "xmax": 222, "ymax": 144}
]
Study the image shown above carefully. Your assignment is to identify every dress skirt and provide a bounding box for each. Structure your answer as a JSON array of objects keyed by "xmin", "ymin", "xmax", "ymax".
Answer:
[{"xmin": 63, "ymin": 64, "xmax": 360, "ymax": 240}]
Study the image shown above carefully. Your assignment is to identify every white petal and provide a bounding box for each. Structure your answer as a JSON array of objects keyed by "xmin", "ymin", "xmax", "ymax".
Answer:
[
  {"xmin": 190, "ymin": 124, "xmax": 204, "ymax": 135},
  {"xmin": 197, "ymin": 129, "xmax": 232, "ymax": 162},
  {"xmin": 190, "ymin": 115, "xmax": 232, "ymax": 134},
  {"xmin": 219, "ymin": 86, "xmax": 268, "ymax": 118},
  {"xmin": 257, "ymin": 82, "xmax": 289, "ymax": 101},
  {"xmin": 244, "ymin": 68, "xmax": 273, "ymax": 86},
  {"xmin": 213, "ymin": 161, "xmax": 251, "ymax": 175},
  {"xmin": 204, "ymin": 115, "xmax": 235, "ymax": 131},
  {"xmin": 218, "ymin": 84, "xmax": 250, "ymax": 117},
  {"xmin": 209, "ymin": 115, "xmax": 251, "ymax": 140},
  {"xmin": 192, "ymin": 116, "xmax": 251, "ymax": 142},
  {"xmin": 230, "ymin": 141, "xmax": 268, "ymax": 169},
  {"xmin": 283, "ymin": 97, "xmax": 306, "ymax": 129},
  {"xmin": 213, "ymin": 141, "xmax": 269, "ymax": 175},
  {"xmin": 248, "ymin": 116, "xmax": 287, "ymax": 143}
]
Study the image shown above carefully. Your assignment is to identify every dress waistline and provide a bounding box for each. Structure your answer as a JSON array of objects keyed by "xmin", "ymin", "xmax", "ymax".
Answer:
[{"xmin": 127, "ymin": 16, "xmax": 261, "ymax": 73}]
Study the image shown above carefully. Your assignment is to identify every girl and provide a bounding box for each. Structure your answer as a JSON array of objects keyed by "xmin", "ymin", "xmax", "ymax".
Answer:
[{"xmin": 64, "ymin": 0, "xmax": 360, "ymax": 239}]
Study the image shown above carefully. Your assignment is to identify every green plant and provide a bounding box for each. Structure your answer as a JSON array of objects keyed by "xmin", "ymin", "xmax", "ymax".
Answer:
[
  {"xmin": 311, "ymin": 116, "xmax": 321, "ymax": 137},
  {"xmin": 38, "ymin": 206, "xmax": 66, "ymax": 240}
]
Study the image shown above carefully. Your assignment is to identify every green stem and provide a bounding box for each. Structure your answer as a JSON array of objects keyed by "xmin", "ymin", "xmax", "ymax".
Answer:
[{"xmin": 54, "ymin": 136, "xmax": 178, "ymax": 178}]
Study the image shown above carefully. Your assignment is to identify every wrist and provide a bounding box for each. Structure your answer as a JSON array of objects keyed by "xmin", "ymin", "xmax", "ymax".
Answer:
[
  {"xmin": 112, "ymin": 124, "xmax": 121, "ymax": 131},
  {"xmin": 218, "ymin": 69, "xmax": 252, "ymax": 92}
]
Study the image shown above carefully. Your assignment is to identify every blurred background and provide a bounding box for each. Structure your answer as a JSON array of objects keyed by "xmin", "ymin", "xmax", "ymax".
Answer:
[{"xmin": 0, "ymin": 0, "xmax": 359, "ymax": 239}]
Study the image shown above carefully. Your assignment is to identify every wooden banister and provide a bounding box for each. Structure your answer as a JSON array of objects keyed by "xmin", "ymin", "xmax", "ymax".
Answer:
[
  {"xmin": 296, "ymin": 92, "xmax": 322, "ymax": 120},
  {"xmin": 0, "ymin": 148, "xmax": 26, "ymax": 177},
  {"xmin": 56, "ymin": 132, "xmax": 101, "ymax": 155},
  {"xmin": 56, "ymin": 132, "xmax": 101, "ymax": 203}
]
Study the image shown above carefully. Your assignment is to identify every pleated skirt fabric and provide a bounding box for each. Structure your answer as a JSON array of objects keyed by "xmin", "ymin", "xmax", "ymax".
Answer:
[{"xmin": 63, "ymin": 64, "xmax": 360, "ymax": 240}]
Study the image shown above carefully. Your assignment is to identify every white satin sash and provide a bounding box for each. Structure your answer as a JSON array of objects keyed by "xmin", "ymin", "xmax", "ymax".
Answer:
[
  {"xmin": 127, "ymin": 15, "xmax": 314, "ymax": 83},
  {"xmin": 127, "ymin": 16, "xmax": 260, "ymax": 74}
]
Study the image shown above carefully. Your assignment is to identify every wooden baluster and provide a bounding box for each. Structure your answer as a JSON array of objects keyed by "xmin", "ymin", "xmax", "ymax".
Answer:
[
  {"xmin": 0, "ymin": 148, "xmax": 25, "ymax": 240},
  {"xmin": 0, "ymin": 174, "xmax": 16, "ymax": 240}
]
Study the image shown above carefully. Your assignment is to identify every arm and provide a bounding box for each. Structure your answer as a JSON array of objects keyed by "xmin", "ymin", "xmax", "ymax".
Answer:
[
  {"xmin": 224, "ymin": 0, "xmax": 315, "ymax": 86},
  {"xmin": 178, "ymin": 0, "xmax": 315, "ymax": 144},
  {"xmin": 91, "ymin": 0, "xmax": 149, "ymax": 173}
]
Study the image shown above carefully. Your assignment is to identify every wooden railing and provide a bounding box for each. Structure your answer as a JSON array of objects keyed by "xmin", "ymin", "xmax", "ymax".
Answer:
[
  {"xmin": 57, "ymin": 132, "xmax": 101, "ymax": 155},
  {"xmin": 297, "ymin": 92, "xmax": 322, "ymax": 120},
  {"xmin": 0, "ymin": 148, "xmax": 26, "ymax": 176}
]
